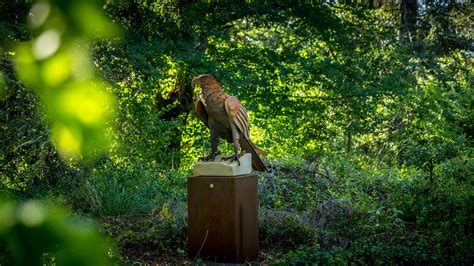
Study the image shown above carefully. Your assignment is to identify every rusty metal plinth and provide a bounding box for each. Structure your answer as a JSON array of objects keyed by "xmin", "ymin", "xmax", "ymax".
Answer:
[{"xmin": 187, "ymin": 174, "xmax": 258, "ymax": 263}]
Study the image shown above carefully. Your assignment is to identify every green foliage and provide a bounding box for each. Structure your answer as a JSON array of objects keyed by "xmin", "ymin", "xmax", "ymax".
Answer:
[
  {"xmin": 272, "ymin": 244, "xmax": 352, "ymax": 265},
  {"xmin": 0, "ymin": 59, "xmax": 67, "ymax": 192},
  {"xmin": 100, "ymin": 205, "xmax": 187, "ymax": 263},
  {"xmin": 0, "ymin": 0, "xmax": 472, "ymax": 264},
  {"xmin": 84, "ymin": 166, "xmax": 189, "ymax": 263},
  {"xmin": 12, "ymin": 0, "xmax": 120, "ymax": 160},
  {"xmin": 0, "ymin": 195, "xmax": 114, "ymax": 265},
  {"xmin": 75, "ymin": 164, "xmax": 186, "ymax": 217},
  {"xmin": 261, "ymin": 156, "xmax": 473, "ymax": 264}
]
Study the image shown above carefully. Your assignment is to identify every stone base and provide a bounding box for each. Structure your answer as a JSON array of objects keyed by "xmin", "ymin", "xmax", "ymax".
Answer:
[{"xmin": 193, "ymin": 153, "xmax": 252, "ymax": 176}]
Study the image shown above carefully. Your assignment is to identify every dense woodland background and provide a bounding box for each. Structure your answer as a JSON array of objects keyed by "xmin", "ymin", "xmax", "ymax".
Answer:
[{"xmin": 0, "ymin": 0, "xmax": 472, "ymax": 264}]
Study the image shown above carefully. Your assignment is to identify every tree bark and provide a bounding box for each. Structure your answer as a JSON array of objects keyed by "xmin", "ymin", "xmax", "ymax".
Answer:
[
  {"xmin": 346, "ymin": 129, "xmax": 352, "ymax": 154},
  {"xmin": 399, "ymin": 0, "xmax": 418, "ymax": 43}
]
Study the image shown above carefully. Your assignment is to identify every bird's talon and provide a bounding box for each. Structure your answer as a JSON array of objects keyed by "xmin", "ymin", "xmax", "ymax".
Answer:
[
  {"xmin": 200, "ymin": 152, "xmax": 219, "ymax": 162},
  {"xmin": 234, "ymin": 153, "xmax": 241, "ymax": 166},
  {"xmin": 221, "ymin": 154, "xmax": 240, "ymax": 165}
]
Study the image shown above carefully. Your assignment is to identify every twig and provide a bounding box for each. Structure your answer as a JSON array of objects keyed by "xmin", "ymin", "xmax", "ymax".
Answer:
[{"xmin": 194, "ymin": 229, "xmax": 209, "ymax": 261}]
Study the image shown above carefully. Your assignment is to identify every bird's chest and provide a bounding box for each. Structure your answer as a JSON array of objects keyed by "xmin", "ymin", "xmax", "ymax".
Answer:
[{"xmin": 202, "ymin": 94, "xmax": 230, "ymax": 128}]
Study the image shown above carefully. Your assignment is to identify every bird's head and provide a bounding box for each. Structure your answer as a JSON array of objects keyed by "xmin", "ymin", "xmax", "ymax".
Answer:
[{"xmin": 191, "ymin": 74, "xmax": 218, "ymax": 88}]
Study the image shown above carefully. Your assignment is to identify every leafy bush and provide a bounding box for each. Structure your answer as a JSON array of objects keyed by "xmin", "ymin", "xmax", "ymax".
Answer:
[
  {"xmin": 271, "ymin": 244, "xmax": 352, "ymax": 265},
  {"xmin": 260, "ymin": 156, "xmax": 474, "ymax": 264}
]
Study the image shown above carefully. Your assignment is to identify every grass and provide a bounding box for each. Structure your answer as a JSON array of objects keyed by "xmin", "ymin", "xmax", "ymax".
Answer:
[{"xmin": 53, "ymin": 154, "xmax": 473, "ymax": 264}]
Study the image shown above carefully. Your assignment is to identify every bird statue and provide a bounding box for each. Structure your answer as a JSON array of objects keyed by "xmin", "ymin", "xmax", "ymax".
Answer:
[{"xmin": 191, "ymin": 74, "xmax": 267, "ymax": 172}]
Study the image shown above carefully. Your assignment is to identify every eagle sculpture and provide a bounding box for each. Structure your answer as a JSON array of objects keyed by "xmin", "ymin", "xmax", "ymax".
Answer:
[{"xmin": 192, "ymin": 74, "xmax": 267, "ymax": 172}]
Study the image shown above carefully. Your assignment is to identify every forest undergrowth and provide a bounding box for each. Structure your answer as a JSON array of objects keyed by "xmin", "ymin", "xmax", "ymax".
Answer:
[
  {"xmin": 1, "ymin": 0, "xmax": 472, "ymax": 264},
  {"xmin": 55, "ymin": 154, "xmax": 472, "ymax": 264}
]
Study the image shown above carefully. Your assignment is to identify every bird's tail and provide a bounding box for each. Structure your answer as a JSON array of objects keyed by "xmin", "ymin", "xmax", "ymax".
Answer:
[
  {"xmin": 239, "ymin": 137, "xmax": 267, "ymax": 172},
  {"xmin": 254, "ymin": 146, "xmax": 268, "ymax": 157}
]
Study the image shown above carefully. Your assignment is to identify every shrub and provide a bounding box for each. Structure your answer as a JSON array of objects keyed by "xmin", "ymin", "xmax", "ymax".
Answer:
[
  {"xmin": 260, "ymin": 156, "xmax": 474, "ymax": 264},
  {"xmin": 271, "ymin": 244, "xmax": 352, "ymax": 265}
]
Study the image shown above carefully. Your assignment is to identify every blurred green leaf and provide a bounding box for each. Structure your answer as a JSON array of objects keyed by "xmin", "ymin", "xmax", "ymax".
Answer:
[{"xmin": 0, "ymin": 196, "xmax": 113, "ymax": 265}]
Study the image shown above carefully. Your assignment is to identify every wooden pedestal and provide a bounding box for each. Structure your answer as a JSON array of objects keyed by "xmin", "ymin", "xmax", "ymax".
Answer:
[{"xmin": 187, "ymin": 174, "xmax": 258, "ymax": 263}]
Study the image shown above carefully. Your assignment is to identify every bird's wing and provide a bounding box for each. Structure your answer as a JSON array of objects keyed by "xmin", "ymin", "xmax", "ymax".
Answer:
[
  {"xmin": 224, "ymin": 96, "xmax": 250, "ymax": 139},
  {"xmin": 224, "ymin": 96, "xmax": 267, "ymax": 172},
  {"xmin": 195, "ymin": 97, "xmax": 209, "ymax": 128}
]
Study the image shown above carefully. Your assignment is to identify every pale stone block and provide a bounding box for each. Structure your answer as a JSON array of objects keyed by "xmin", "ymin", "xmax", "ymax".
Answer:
[{"xmin": 193, "ymin": 153, "xmax": 252, "ymax": 176}]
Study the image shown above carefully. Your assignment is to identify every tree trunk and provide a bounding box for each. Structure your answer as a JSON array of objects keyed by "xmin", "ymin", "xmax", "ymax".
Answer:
[
  {"xmin": 155, "ymin": 73, "xmax": 194, "ymax": 121},
  {"xmin": 346, "ymin": 129, "xmax": 352, "ymax": 154},
  {"xmin": 399, "ymin": 0, "xmax": 418, "ymax": 43}
]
